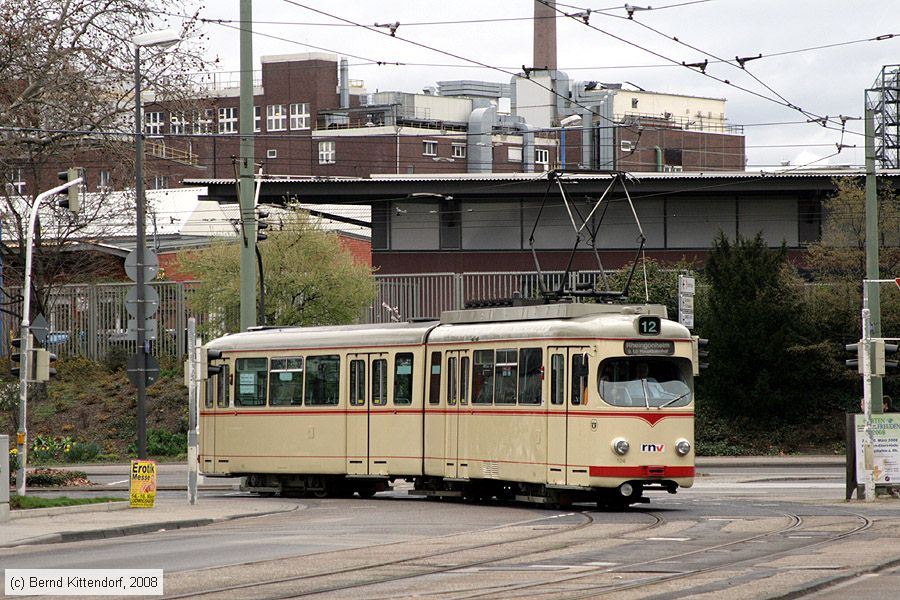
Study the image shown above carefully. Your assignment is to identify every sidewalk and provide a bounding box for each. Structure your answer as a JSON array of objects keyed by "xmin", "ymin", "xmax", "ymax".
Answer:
[{"xmin": 0, "ymin": 496, "xmax": 299, "ymax": 548}]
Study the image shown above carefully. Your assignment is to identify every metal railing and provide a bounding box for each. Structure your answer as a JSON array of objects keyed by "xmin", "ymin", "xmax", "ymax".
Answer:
[{"xmin": 2, "ymin": 271, "xmax": 618, "ymax": 359}]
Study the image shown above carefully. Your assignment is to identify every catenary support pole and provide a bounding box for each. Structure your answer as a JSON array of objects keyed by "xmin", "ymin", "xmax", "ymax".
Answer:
[
  {"xmin": 865, "ymin": 106, "xmax": 883, "ymax": 411},
  {"xmin": 239, "ymin": 0, "xmax": 257, "ymax": 330},
  {"xmin": 187, "ymin": 317, "xmax": 198, "ymax": 505}
]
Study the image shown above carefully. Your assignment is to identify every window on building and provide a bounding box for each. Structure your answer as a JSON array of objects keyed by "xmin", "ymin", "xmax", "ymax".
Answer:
[
  {"xmin": 290, "ymin": 102, "xmax": 310, "ymax": 130},
  {"xmin": 267, "ymin": 104, "xmax": 287, "ymax": 131},
  {"xmin": 269, "ymin": 357, "xmax": 303, "ymax": 406},
  {"xmin": 535, "ymin": 148, "xmax": 549, "ymax": 167},
  {"xmin": 632, "ymin": 98, "xmax": 639, "ymax": 109},
  {"xmin": 144, "ymin": 111, "xmax": 164, "ymax": 135},
  {"xmin": 254, "ymin": 106, "xmax": 261, "ymax": 132},
  {"xmin": 5, "ymin": 168, "xmax": 25, "ymax": 195},
  {"xmin": 193, "ymin": 109, "xmax": 214, "ymax": 134},
  {"xmin": 170, "ymin": 112, "xmax": 186, "ymax": 135},
  {"xmin": 394, "ymin": 353, "xmax": 414, "ymax": 405},
  {"xmin": 152, "ymin": 175, "xmax": 168, "ymax": 190},
  {"xmin": 318, "ymin": 141, "xmax": 336, "ymax": 164},
  {"xmin": 304, "ymin": 355, "xmax": 340, "ymax": 405},
  {"xmin": 235, "ymin": 357, "xmax": 267, "ymax": 406},
  {"xmin": 422, "ymin": 140, "xmax": 437, "ymax": 156},
  {"xmin": 452, "ymin": 143, "xmax": 467, "ymax": 159},
  {"xmin": 508, "ymin": 146, "xmax": 522, "ymax": 162},
  {"xmin": 98, "ymin": 170, "xmax": 111, "ymax": 192},
  {"xmin": 218, "ymin": 107, "xmax": 237, "ymax": 134},
  {"xmin": 440, "ymin": 197, "xmax": 461, "ymax": 250}
]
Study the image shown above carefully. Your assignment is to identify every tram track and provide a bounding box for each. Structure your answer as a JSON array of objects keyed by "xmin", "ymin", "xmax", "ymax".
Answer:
[
  {"xmin": 433, "ymin": 510, "xmax": 875, "ymax": 600},
  {"xmin": 162, "ymin": 505, "xmax": 664, "ymax": 600}
]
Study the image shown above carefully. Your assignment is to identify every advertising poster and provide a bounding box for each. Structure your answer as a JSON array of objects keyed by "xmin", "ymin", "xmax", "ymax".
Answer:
[
  {"xmin": 854, "ymin": 414, "xmax": 900, "ymax": 484},
  {"xmin": 130, "ymin": 459, "xmax": 157, "ymax": 508}
]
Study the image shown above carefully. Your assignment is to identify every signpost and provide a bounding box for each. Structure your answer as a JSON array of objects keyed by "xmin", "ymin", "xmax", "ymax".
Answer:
[{"xmin": 678, "ymin": 274, "xmax": 695, "ymax": 329}]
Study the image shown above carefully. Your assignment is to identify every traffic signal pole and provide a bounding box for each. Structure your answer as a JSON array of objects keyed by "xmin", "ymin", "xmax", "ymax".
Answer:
[{"xmin": 16, "ymin": 177, "xmax": 83, "ymax": 496}]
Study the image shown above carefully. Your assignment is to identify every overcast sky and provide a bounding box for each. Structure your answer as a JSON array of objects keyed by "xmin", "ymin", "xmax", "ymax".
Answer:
[{"xmin": 188, "ymin": 1, "xmax": 900, "ymax": 170}]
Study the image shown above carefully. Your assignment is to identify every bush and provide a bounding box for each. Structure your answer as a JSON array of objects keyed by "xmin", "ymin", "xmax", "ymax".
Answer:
[
  {"xmin": 8, "ymin": 448, "xmax": 17, "ymax": 483},
  {"xmin": 128, "ymin": 428, "xmax": 186, "ymax": 457},
  {"xmin": 26, "ymin": 469, "xmax": 87, "ymax": 487}
]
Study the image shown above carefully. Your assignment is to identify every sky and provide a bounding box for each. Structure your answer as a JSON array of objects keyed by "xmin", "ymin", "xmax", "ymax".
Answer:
[{"xmin": 181, "ymin": 0, "xmax": 900, "ymax": 170}]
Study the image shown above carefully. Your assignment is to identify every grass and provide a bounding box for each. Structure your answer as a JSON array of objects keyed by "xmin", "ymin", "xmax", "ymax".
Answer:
[{"xmin": 10, "ymin": 495, "xmax": 126, "ymax": 510}]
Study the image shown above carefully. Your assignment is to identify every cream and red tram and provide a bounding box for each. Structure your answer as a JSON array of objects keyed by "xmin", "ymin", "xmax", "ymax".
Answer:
[{"xmin": 199, "ymin": 302, "xmax": 697, "ymax": 507}]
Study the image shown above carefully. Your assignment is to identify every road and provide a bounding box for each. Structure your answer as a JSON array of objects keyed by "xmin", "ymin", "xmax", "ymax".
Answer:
[{"xmin": 7, "ymin": 460, "xmax": 899, "ymax": 599}]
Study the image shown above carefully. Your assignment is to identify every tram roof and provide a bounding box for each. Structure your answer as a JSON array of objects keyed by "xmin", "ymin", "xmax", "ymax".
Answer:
[
  {"xmin": 206, "ymin": 320, "xmax": 439, "ymax": 352},
  {"xmin": 206, "ymin": 303, "xmax": 689, "ymax": 352}
]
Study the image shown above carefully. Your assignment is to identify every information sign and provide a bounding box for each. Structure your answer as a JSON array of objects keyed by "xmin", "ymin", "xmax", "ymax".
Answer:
[
  {"xmin": 129, "ymin": 459, "xmax": 157, "ymax": 508},
  {"xmin": 854, "ymin": 414, "xmax": 900, "ymax": 484}
]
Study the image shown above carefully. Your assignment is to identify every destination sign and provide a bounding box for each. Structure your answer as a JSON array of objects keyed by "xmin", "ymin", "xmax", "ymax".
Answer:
[{"xmin": 624, "ymin": 340, "xmax": 675, "ymax": 356}]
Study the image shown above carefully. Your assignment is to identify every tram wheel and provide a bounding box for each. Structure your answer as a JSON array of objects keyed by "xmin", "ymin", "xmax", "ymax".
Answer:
[{"xmin": 356, "ymin": 487, "xmax": 376, "ymax": 499}]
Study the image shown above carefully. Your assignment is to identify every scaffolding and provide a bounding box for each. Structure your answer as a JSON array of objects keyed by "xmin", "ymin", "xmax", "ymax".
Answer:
[{"xmin": 868, "ymin": 65, "xmax": 900, "ymax": 169}]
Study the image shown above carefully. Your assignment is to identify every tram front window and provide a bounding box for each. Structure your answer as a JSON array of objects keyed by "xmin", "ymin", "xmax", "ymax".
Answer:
[{"xmin": 598, "ymin": 358, "xmax": 692, "ymax": 408}]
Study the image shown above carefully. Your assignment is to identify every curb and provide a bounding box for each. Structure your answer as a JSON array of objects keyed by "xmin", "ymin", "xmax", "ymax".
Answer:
[
  {"xmin": 9, "ymin": 501, "xmax": 130, "ymax": 520},
  {"xmin": 1, "ymin": 505, "xmax": 299, "ymax": 549}
]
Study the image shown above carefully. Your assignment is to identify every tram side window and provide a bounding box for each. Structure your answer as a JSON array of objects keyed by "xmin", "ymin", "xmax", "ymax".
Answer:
[
  {"xmin": 495, "ymin": 349, "xmax": 518, "ymax": 404},
  {"xmin": 550, "ymin": 354, "xmax": 565, "ymax": 405},
  {"xmin": 473, "ymin": 350, "xmax": 494, "ymax": 405},
  {"xmin": 447, "ymin": 356, "xmax": 457, "ymax": 405},
  {"xmin": 270, "ymin": 357, "xmax": 304, "ymax": 406},
  {"xmin": 394, "ymin": 353, "xmax": 413, "ymax": 405},
  {"xmin": 205, "ymin": 377, "xmax": 215, "ymax": 408},
  {"xmin": 236, "ymin": 358, "xmax": 268, "ymax": 406},
  {"xmin": 518, "ymin": 348, "xmax": 543, "ymax": 405},
  {"xmin": 349, "ymin": 359, "xmax": 365, "ymax": 406},
  {"xmin": 428, "ymin": 351, "xmax": 441, "ymax": 405},
  {"xmin": 571, "ymin": 354, "xmax": 589, "ymax": 406},
  {"xmin": 305, "ymin": 355, "xmax": 340, "ymax": 406},
  {"xmin": 460, "ymin": 356, "xmax": 470, "ymax": 405},
  {"xmin": 372, "ymin": 359, "xmax": 388, "ymax": 406},
  {"xmin": 218, "ymin": 364, "xmax": 230, "ymax": 408}
]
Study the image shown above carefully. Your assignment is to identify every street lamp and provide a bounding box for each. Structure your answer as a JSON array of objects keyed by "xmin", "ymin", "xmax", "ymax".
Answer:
[{"xmin": 132, "ymin": 28, "xmax": 180, "ymax": 459}]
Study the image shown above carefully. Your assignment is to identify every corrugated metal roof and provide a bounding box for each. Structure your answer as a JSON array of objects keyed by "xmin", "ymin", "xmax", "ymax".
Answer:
[{"xmin": 185, "ymin": 168, "xmax": 900, "ymax": 187}]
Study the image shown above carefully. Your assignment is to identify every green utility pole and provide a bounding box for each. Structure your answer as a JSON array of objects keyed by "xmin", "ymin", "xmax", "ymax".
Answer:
[
  {"xmin": 865, "ymin": 106, "xmax": 883, "ymax": 412},
  {"xmin": 239, "ymin": 0, "xmax": 257, "ymax": 330}
]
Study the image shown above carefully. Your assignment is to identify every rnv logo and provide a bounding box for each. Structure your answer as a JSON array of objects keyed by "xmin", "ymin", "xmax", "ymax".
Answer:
[{"xmin": 640, "ymin": 444, "xmax": 665, "ymax": 452}]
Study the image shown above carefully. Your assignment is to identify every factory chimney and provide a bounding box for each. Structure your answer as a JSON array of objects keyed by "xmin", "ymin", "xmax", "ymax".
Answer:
[{"xmin": 533, "ymin": 0, "xmax": 557, "ymax": 71}]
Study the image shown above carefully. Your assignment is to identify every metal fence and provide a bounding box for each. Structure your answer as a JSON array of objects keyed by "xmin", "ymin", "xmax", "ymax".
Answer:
[{"xmin": 3, "ymin": 271, "xmax": 613, "ymax": 360}]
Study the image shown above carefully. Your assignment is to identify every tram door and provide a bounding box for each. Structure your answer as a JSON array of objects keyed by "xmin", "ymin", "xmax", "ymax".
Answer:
[
  {"xmin": 546, "ymin": 347, "xmax": 589, "ymax": 485},
  {"xmin": 347, "ymin": 353, "xmax": 388, "ymax": 476},
  {"xmin": 443, "ymin": 351, "xmax": 470, "ymax": 479}
]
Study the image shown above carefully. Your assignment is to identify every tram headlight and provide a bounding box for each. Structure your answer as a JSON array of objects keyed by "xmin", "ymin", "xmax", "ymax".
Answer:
[
  {"xmin": 612, "ymin": 438, "xmax": 630, "ymax": 455},
  {"xmin": 675, "ymin": 439, "xmax": 692, "ymax": 456}
]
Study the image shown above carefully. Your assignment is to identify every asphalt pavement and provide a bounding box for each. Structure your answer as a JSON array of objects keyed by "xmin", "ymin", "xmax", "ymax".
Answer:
[{"xmin": 0, "ymin": 455, "xmax": 849, "ymax": 549}]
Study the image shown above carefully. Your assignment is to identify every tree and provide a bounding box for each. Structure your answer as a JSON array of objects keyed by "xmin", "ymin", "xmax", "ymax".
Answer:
[
  {"xmin": 806, "ymin": 176, "xmax": 900, "ymax": 281},
  {"xmin": 697, "ymin": 232, "xmax": 812, "ymax": 419},
  {"xmin": 0, "ymin": 1, "xmax": 208, "ymax": 320},
  {"xmin": 181, "ymin": 216, "xmax": 376, "ymax": 336}
]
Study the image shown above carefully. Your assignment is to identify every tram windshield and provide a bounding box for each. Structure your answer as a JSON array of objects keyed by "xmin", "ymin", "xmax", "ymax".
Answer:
[{"xmin": 597, "ymin": 358, "xmax": 692, "ymax": 408}]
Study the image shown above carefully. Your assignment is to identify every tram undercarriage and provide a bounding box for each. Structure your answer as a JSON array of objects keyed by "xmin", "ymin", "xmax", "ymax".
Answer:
[{"xmin": 240, "ymin": 473, "xmax": 680, "ymax": 509}]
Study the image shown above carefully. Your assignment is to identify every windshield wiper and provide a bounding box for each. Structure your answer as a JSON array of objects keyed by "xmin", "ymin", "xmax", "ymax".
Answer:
[{"xmin": 657, "ymin": 390, "xmax": 691, "ymax": 409}]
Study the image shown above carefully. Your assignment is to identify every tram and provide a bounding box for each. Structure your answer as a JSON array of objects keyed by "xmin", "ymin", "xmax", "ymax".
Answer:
[{"xmin": 198, "ymin": 302, "xmax": 699, "ymax": 507}]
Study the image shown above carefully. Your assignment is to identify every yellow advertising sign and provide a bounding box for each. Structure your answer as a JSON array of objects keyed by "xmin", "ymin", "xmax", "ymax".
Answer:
[{"xmin": 130, "ymin": 459, "xmax": 157, "ymax": 508}]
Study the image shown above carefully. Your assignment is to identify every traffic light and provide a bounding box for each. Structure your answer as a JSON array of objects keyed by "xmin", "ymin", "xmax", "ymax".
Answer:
[
  {"xmin": 692, "ymin": 336, "xmax": 709, "ymax": 375},
  {"xmin": 33, "ymin": 348, "xmax": 57, "ymax": 382},
  {"xmin": 57, "ymin": 167, "xmax": 83, "ymax": 213},
  {"xmin": 10, "ymin": 337, "xmax": 24, "ymax": 378},
  {"xmin": 256, "ymin": 209, "xmax": 269, "ymax": 242},
  {"xmin": 873, "ymin": 340, "xmax": 899, "ymax": 375},
  {"xmin": 846, "ymin": 341, "xmax": 862, "ymax": 372},
  {"xmin": 201, "ymin": 348, "xmax": 223, "ymax": 380}
]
